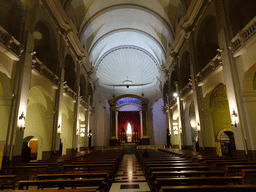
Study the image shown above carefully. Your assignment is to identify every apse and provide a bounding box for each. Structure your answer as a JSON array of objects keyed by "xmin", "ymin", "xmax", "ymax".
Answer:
[{"xmin": 117, "ymin": 97, "xmax": 142, "ymax": 142}]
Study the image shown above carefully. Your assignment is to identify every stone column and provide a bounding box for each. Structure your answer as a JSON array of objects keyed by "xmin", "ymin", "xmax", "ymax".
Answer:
[
  {"xmin": 51, "ymin": 37, "xmax": 65, "ymax": 158},
  {"xmin": 109, "ymin": 104, "xmax": 118, "ymax": 146},
  {"xmin": 7, "ymin": 32, "xmax": 34, "ymax": 164},
  {"xmin": 116, "ymin": 111, "xmax": 118, "ymax": 139},
  {"xmin": 71, "ymin": 59, "xmax": 80, "ymax": 152},
  {"xmin": 140, "ymin": 110, "xmax": 143, "ymax": 138}
]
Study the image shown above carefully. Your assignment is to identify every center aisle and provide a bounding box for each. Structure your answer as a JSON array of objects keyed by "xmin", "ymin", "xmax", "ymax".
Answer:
[{"xmin": 109, "ymin": 154, "xmax": 151, "ymax": 192}]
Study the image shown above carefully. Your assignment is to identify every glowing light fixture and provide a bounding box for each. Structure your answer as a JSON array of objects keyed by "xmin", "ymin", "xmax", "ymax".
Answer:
[
  {"xmin": 80, "ymin": 124, "xmax": 86, "ymax": 138},
  {"xmin": 172, "ymin": 122, "xmax": 178, "ymax": 135},
  {"xmin": 18, "ymin": 112, "xmax": 26, "ymax": 130},
  {"xmin": 231, "ymin": 109, "xmax": 238, "ymax": 127},
  {"xmin": 57, "ymin": 124, "xmax": 62, "ymax": 135},
  {"xmin": 127, "ymin": 123, "xmax": 132, "ymax": 134}
]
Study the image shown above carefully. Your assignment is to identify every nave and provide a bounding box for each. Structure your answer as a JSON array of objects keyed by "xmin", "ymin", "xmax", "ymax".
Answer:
[
  {"xmin": 1, "ymin": 147, "xmax": 256, "ymax": 191},
  {"xmin": 109, "ymin": 154, "xmax": 150, "ymax": 192}
]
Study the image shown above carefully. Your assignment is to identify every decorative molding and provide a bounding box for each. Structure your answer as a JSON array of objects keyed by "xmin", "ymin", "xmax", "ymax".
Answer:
[
  {"xmin": 95, "ymin": 45, "xmax": 160, "ymax": 71},
  {"xmin": 63, "ymin": 83, "xmax": 77, "ymax": 101},
  {"xmin": 41, "ymin": 0, "xmax": 91, "ymax": 71},
  {"xmin": 179, "ymin": 82, "xmax": 193, "ymax": 100},
  {"xmin": 229, "ymin": 16, "xmax": 256, "ymax": 58},
  {"xmin": 166, "ymin": 0, "xmax": 204, "ymax": 68},
  {"xmin": 241, "ymin": 91, "xmax": 256, "ymax": 102},
  {"xmin": 196, "ymin": 52, "xmax": 223, "ymax": 86},
  {"xmin": 32, "ymin": 55, "xmax": 60, "ymax": 88},
  {"xmin": 0, "ymin": 26, "xmax": 24, "ymax": 61}
]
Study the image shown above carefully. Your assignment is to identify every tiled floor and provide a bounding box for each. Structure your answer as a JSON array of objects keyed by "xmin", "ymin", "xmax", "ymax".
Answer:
[{"xmin": 109, "ymin": 154, "xmax": 151, "ymax": 192}]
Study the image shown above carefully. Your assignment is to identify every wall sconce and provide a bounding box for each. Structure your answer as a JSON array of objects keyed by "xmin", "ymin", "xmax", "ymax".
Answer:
[
  {"xmin": 173, "ymin": 93, "xmax": 178, "ymax": 98},
  {"xmin": 87, "ymin": 130, "xmax": 92, "ymax": 137},
  {"xmin": 80, "ymin": 124, "xmax": 86, "ymax": 138},
  {"xmin": 190, "ymin": 119, "xmax": 196, "ymax": 128},
  {"xmin": 57, "ymin": 124, "xmax": 62, "ymax": 135},
  {"xmin": 18, "ymin": 112, "xmax": 25, "ymax": 130},
  {"xmin": 197, "ymin": 122, "xmax": 200, "ymax": 132},
  {"xmin": 173, "ymin": 122, "xmax": 179, "ymax": 135},
  {"xmin": 231, "ymin": 109, "xmax": 238, "ymax": 127}
]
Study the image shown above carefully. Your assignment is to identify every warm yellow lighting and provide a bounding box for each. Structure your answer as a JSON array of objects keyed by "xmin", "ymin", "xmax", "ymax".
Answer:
[
  {"xmin": 173, "ymin": 93, "xmax": 178, "ymax": 97},
  {"xmin": 231, "ymin": 109, "xmax": 238, "ymax": 127},
  {"xmin": 57, "ymin": 124, "xmax": 62, "ymax": 135},
  {"xmin": 127, "ymin": 123, "xmax": 132, "ymax": 134},
  {"xmin": 80, "ymin": 124, "xmax": 86, "ymax": 138},
  {"xmin": 18, "ymin": 112, "xmax": 25, "ymax": 130},
  {"xmin": 190, "ymin": 119, "xmax": 196, "ymax": 128}
]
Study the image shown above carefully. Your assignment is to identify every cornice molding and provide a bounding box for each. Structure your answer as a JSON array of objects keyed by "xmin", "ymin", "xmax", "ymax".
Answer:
[
  {"xmin": 41, "ymin": 0, "xmax": 91, "ymax": 72},
  {"xmin": 166, "ymin": 0, "xmax": 204, "ymax": 68}
]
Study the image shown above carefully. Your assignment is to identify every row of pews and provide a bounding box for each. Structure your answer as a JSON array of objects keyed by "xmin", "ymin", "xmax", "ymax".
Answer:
[
  {"xmin": 136, "ymin": 148, "xmax": 256, "ymax": 192},
  {"xmin": 0, "ymin": 149, "xmax": 123, "ymax": 191}
]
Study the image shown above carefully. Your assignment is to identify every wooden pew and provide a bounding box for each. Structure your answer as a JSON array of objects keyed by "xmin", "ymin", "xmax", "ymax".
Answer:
[
  {"xmin": 145, "ymin": 163, "xmax": 200, "ymax": 175},
  {"xmin": 214, "ymin": 161, "xmax": 256, "ymax": 171},
  {"xmin": 226, "ymin": 165, "xmax": 256, "ymax": 176},
  {"xmin": 159, "ymin": 185, "xmax": 256, "ymax": 192},
  {"xmin": 37, "ymin": 172, "xmax": 110, "ymax": 190},
  {"xmin": 72, "ymin": 161, "xmax": 118, "ymax": 171},
  {"xmin": 1, "ymin": 165, "xmax": 49, "ymax": 180},
  {"xmin": 0, "ymin": 175, "xmax": 16, "ymax": 190},
  {"xmin": 63, "ymin": 163, "xmax": 115, "ymax": 174},
  {"xmin": 241, "ymin": 169, "xmax": 256, "ymax": 184},
  {"xmin": 150, "ymin": 170, "xmax": 225, "ymax": 187},
  {"xmin": 18, "ymin": 178, "xmax": 106, "ymax": 191},
  {"xmin": 148, "ymin": 166, "xmax": 211, "ymax": 176},
  {"xmin": 7, "ymin": 189, "xmax": 99, "ymax": 192},
  {"xmin": 155, "ymin": 176, "xmax": 243, "ymax": 192}
]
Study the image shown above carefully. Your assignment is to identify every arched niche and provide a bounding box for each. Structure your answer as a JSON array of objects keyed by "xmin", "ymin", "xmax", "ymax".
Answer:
[
  {"xmin": 196, "ymin": 15, "xmax": 219, "ymax": 73},
  {"xmin": 25, "ymin": 86, "xmax": 54, "ymax": 160},
  {"xmin": 64, "ymin": 54, "xmax": 76, "ymax": 91},
  {"xmin": 34, "ymin": 20, "xmax": 58, "ymax": 74},
  {"xmin": 228, "ymin": 0, "xmax": 256, "ymax": 37},
  {"xmin": 210, "ymin": 83, "xmax": 234, "ymax": 156}
]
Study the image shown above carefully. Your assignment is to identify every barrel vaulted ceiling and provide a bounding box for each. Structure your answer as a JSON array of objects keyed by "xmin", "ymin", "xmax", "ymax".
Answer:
[{"xmin": 68, "ymin": 0, "xmax": 182, "ymax": 98}]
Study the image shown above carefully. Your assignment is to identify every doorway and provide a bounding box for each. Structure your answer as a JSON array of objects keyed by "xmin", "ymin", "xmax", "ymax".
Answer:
[
  {"xmin": 22, "ymin": 136, "xmax": 38, "ymax": 163},
  {"xmin": 220, "ymin": 131, "xmax": 236, "ymax": 157}
]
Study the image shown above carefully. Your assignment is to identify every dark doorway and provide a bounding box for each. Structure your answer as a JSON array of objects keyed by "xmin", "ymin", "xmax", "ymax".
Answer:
[{"xmin": 220, "ymin": 131, "xmax": 236, "ymax": 157}]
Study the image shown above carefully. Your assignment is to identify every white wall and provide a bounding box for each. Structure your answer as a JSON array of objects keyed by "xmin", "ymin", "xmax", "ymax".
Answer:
[{"xmin": 152, "ymin": 98, "xmax": 167, "ymax": 145}]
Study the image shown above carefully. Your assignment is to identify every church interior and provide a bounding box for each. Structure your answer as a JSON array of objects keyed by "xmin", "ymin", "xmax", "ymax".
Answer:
[{"xmin": 1, "ymin": 0, "xmax": 256, "ymax": 191}]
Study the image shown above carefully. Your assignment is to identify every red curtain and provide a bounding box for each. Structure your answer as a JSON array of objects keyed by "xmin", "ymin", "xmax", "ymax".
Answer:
[{"xmin": 118, "ymin": 111, "xmax": 141, "ymax": 139}]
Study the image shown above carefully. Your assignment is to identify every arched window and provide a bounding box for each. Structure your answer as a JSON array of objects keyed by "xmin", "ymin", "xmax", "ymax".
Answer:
[
  {"xmin": 228, "ymin": 0, "xmax": 256, "ymax": 37},
  {"xmin": 34, "ymin": 21, "xmax": 58, "ymax": 74},
  {"xmin": 197, "ymin": 16, "xmax": 219, "ymax": 73}
]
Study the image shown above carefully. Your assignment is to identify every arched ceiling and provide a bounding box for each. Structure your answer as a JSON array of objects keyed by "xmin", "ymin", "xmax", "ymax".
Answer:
[{"xmin": 69, "ymin": 0, "xmax": 181, "ymax": 99}]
